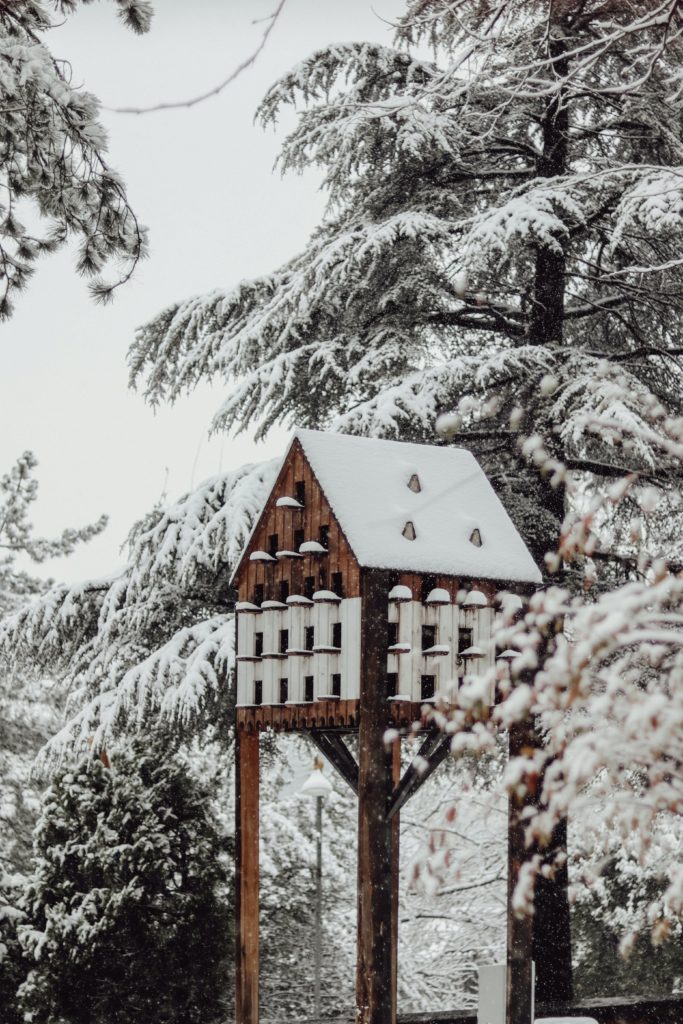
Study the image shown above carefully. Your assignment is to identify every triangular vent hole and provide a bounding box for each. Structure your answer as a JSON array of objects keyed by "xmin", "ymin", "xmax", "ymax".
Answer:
[
  {"xmin": 402, "ymin": 521, "xmax": 416, "ymax": 541},
  {"xmin": 407, "ymin": 474, "xmax": 421, "ymax": 493},
  {"xmin": 469, "ymin": 528, "xmax": 482, "ymax": 547}
]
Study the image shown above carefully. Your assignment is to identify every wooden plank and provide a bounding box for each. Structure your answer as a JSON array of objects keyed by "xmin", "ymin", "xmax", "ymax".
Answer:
[
  {"xmin": 236, "ymin": 729, "xmax": 259, "ymax": 1024},
  {"xmin": 390, "ymin": 737, "xmax": 401, "ymax": 1024},
  {"xmin": 356, "ymin": 567, "xmax": 395, "ymax": 1024},
  {"xmin": 409, "ymin": 600, "xmax": 422, "ymax": 701},
  {"xmin": 310, "ymin": 457, "xmax": 322, "ymax": 553},
  {"xmin": 395, "ymin": 599, "xmax": 410, "ymax": 698},
  {"xmin": 341, "ymin": 596, "xmax": 361, "ymax": 699},
  {"xmin": 234, "ymin": 437, "xmax": 363, "ymax": 601}
]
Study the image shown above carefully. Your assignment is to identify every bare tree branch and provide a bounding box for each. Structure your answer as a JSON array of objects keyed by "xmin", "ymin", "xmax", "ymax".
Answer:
[{"xmin": 111, "ymin": 1, "xmax": 287, "ymax": 115}]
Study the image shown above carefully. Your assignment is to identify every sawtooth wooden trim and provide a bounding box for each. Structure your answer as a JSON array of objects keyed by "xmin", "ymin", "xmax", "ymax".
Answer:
[{"xmin": 235, "ymin": 699, "xmax": 429, "ymax": 733}]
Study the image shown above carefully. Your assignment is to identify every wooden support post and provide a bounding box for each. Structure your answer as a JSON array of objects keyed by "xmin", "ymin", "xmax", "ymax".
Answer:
[
  {"xmin": 506, "ymin": 719, "xmax": 534, "ymax": 1024},
  {"xmin": 529, "ymin": 619, "xmax": 572, "ymax": 1003},
  {"xmin": 390, "ymin": 738, "xmax": 401, "ymax": 1024},
  {"xmin": 356, "ymin": 568, "xmax": 395, "ymax": 1024},
  {"xmin": 236, "ymin": 728, "xmax": 260, "ymax": 1024}
]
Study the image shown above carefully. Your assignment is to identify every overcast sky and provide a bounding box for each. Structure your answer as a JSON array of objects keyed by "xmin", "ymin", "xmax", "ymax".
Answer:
[{"xmin": 3, "ymin": 0, "xmax": 404, "ymax": 585}]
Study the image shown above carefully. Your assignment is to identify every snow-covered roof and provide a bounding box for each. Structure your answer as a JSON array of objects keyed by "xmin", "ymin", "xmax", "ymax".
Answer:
[{"xmin": 293, "ymin": 429, "xmax": 541, "ymax": 584}]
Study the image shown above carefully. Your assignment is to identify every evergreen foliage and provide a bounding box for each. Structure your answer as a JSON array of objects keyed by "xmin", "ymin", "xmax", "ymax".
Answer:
[
  {"xmin": 0, "ymin": 459, "xmax": 275, "ymax": 757},
  {"xmin": 130, "ymin": 0, "xmax": 683, "ymax": 563},
  {"xmin": 0, "ymin": 0, "xmax": 152, "ymax": 316},
  {"xmin": 0, "ymin": 452, "xmax": 108, "ymax": 1022},
  {"xmin": 572, "ymin": 855, "xmax": 683, "ymax": 999},
  {"xmin": 17, "ymin": 741, "xmax": 231, "ymax": 1024},
  {"xmin": 1, "ymin": 452, "xmax": 106, "ymax": 878},
  {"xmin": 0, "ymin": 874, "xmax": 25, "ymax": 1024},
  {"xmin": 5, "ymin": 1, "xmax": 683, "ymax": 993},
  {"xmin": 0, "ymin": 451, "xmax": 107, "ymax": 618},
  {"xmin": 124, "ymin": 1, "xmax": 683, "ymax": 970},
  {"xmin": 258, "ymin": 742, "xmax": 357, "ymax": 1018},
  {"xmin": 258, "ymin": 737, "xmax": 509, "ymax": 1017}
]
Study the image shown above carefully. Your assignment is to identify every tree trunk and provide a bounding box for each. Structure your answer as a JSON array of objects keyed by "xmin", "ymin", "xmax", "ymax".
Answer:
[
  {"xmin": 528, "ymin": 43, "xmax": 569, "ymax": 348},
  {"xmin": 507, "ymin": 719, "xmax": 536, "ymax": 1024},
  {"xmin": 528, "ymin": 37, "xmax": 574, "ymax": 1004},
  {"xmin": 533, "ymin": 817, "xmax": 573, "ymax": 1003}
]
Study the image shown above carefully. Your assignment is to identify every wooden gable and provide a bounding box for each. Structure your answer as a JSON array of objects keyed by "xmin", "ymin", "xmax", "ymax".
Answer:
[{"xmin": 233, "ymin": 438, "xmax": 361, "ymax": 603}]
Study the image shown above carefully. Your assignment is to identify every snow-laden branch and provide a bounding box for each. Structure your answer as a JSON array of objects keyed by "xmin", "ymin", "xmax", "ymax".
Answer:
[
  {"xmin": 0, "ymin": 458, "xmax": 278, "ymax": 751},
  {"xmin": 0, "ymin": 2, "xmax": 151, "ymax": 315}
]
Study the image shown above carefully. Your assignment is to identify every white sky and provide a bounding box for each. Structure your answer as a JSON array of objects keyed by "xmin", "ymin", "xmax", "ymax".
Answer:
[{"xmin": 3, "ymin": 0, "xmax": 402, "ymax": 585}]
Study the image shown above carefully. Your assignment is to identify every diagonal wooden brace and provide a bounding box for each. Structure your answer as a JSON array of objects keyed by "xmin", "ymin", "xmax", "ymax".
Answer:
[
  {"xmin": 386, "ymin": 732, "xmax": 451, "ymax": 820},
  {"xmin": 310, "ymin": 730, "xmax": 359, "ymax": 795}
]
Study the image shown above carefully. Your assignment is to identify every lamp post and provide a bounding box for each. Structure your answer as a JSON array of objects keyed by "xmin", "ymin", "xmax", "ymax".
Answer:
[{"xmin": 301, "ymin": 756, "xmax": 333, "ymax": 1023}]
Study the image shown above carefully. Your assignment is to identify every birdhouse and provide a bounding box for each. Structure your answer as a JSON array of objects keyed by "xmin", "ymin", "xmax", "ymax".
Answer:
[
  {"xmin": 231, "ymin": 430, "xmax": 541, "ymax": 725},
  {"xmin": 233, "ymin": 430, "xmax": 544, "ymax": 1024}
]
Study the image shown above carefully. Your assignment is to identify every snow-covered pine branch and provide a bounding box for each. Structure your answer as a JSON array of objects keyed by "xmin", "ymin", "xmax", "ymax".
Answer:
[
  {"xmin": 0, "ymin": 1, "xmax": 152, "ymax": 316},
  {"xmin": 0, "ymin": 451, "xmax": 108, "ymax": 888},
  {"xmin": 0, "ymin": 458, "xmax": 277, "ymax": 758},
  {"xmin": 130, "ymin": 1, "xmax": 683, "ymax": 562},
  {"xmin": 0, "ymin": 451, "xmax": 108, "ymax": 616},
  {"xmin": 415, "ymin": 380, "xmax": 683, "ymax": 947}
]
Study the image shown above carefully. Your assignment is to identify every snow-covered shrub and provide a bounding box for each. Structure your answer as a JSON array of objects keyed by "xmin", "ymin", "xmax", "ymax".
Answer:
[
  {"xmin": 17, "ymin": 741, "xmax": 231, "ymax": 1024},
  {"xmin": 571, "ymin": 828, "xmax": 683, "ymax": 999},
  {"xmin": 0, "ymin": 874, "xmax": 25, "ymax": 1024}
]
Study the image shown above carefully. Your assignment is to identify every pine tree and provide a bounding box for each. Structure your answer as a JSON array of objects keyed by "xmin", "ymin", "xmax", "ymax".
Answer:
[
  {"xmin": 0, "ymin": 1, "xmax": 152, "ymax": 316},
  {"xmin": 0, "ymin": 451, "xmax": 107, "ymax": 617},
  {"xmin": 7, "ymin": 1, "xmax": 683, "ymax": 1002},
  {"xmin": 0, "ymin": 452, "xmax": 108, "ymax": 1021},
  {"xmin": 0, "ymin": 873, "xmax": 25, "ymax": 1024},
  {"xmin": 0, "ymin": 459, "xmax": 275, "ymax": 765},
  {"xmin": 17, "ymin": 740, "xmax": 231, "ymax": 1024},
  {"xmin": 0, "ymin": 451, "xmax": 106, "ymax": 878},
  {"xmin": 131, "ymin": 1, "xmax": 683, "ymax": 570},
  {"xmin": 19, "ymin": 4, "xmax": 683, "ymax": 762},
  {"xmin": 126, "ymin": 3, "xmax": 683, "ymax": 998},
  {"xmin": 571, "ymin": 832, "xmax": 683, "ymax": 1000}
]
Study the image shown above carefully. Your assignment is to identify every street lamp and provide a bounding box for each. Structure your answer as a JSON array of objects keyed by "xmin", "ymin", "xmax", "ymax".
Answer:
[{"xmin": 301, "ymin": 756, "xmax": 333, "ymax": 1023}]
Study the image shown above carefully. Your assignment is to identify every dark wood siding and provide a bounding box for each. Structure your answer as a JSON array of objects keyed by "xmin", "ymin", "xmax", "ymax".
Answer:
[{"xmin": 234, "ymin": 439, "xmax": 362, "ymax": 603}]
